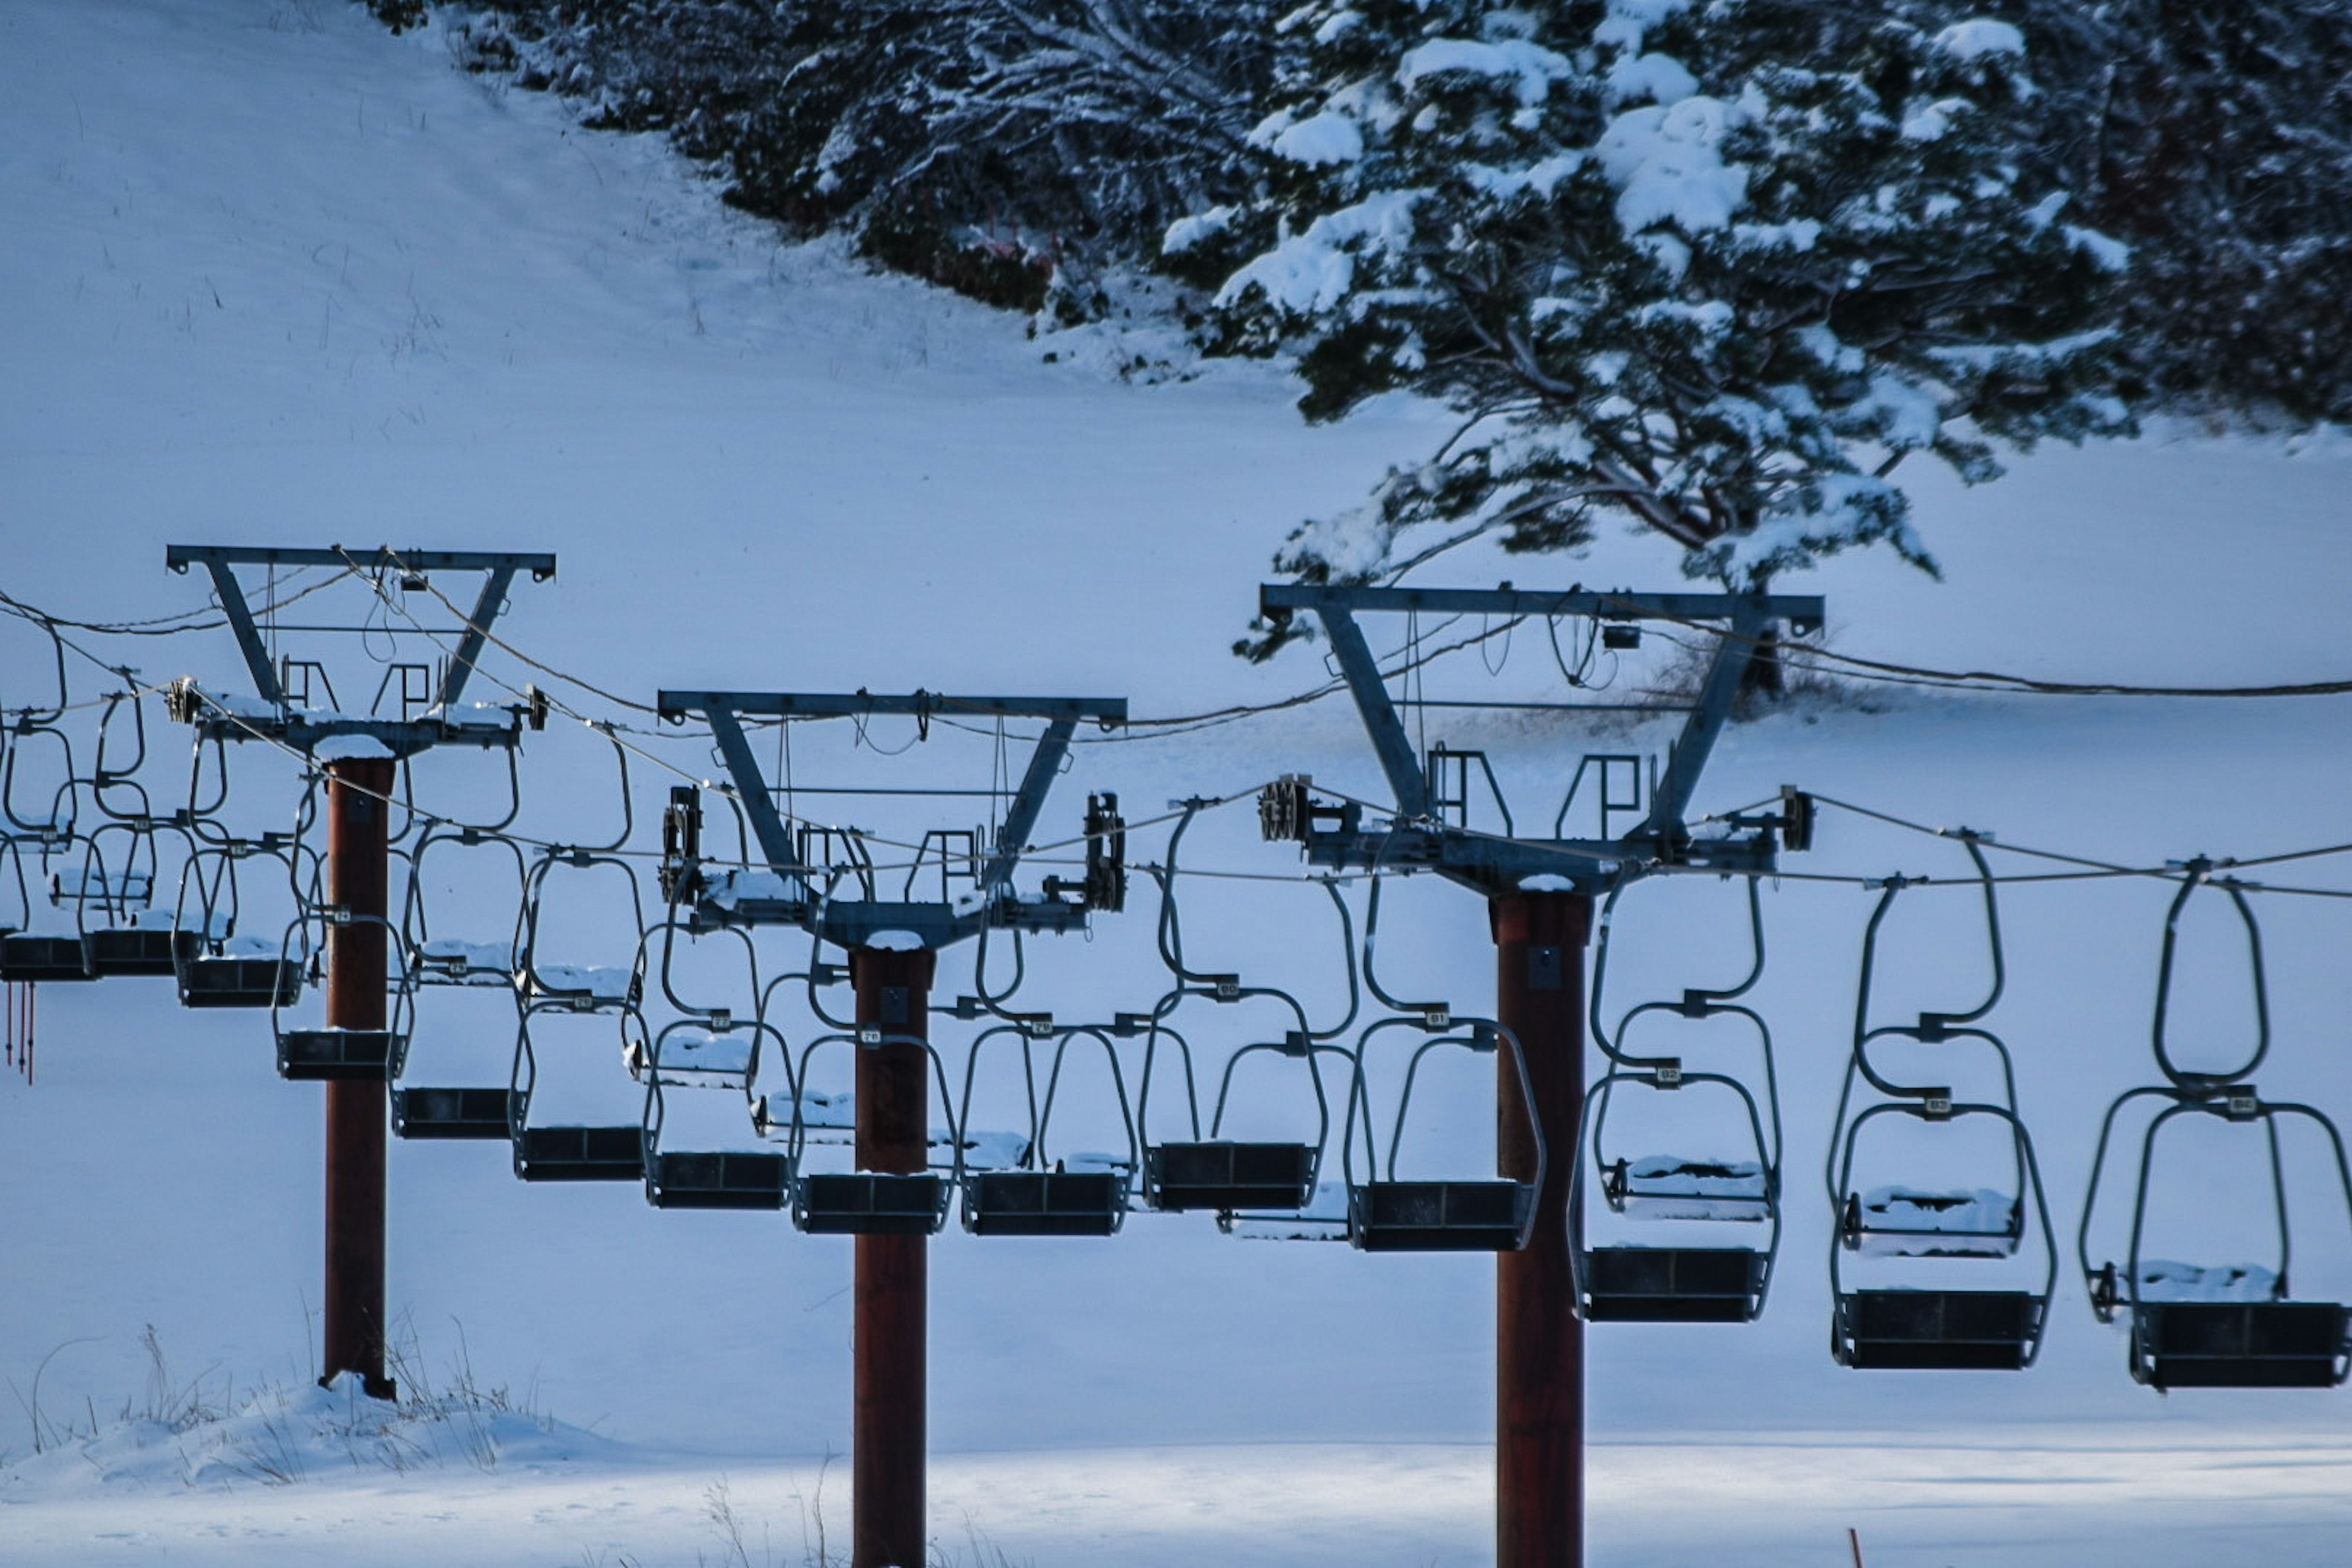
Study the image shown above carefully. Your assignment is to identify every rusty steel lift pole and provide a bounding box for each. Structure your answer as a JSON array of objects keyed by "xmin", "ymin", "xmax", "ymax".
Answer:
[
  {"xmin": 1493, "ymin": 889, "xmax": 1591, "ymax": 1568},
  {"xmin": 321, "ymin": 755, "xmax": 396, "ymax": 1399},
  {"xmin": 853, "ymin": 944, "xmax": 935, "ymax": 1568}
]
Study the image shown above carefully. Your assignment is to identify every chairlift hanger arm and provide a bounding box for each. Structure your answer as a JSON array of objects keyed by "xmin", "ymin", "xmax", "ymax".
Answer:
[
  {"xmin": 699, "ymin": 702, "xmax": 801, "ymax": 874},
  {"xmin": 434, "ymin": 566, "xmax": 516, "ymax": 712},
  {"xmin": 1637, "ymin": 596, "xmax": 1768, "ymax": 842},
  {"xmin": 1314, "ymin": 608, "xmax": 1429, "ymax": 819},
  {"xmin": 983, "ymin": 715, "xmax": 1076, "ymax": 892},
  {"xmin": 192, "ymin": 559, "xmax": 286, "ymax": 707}
]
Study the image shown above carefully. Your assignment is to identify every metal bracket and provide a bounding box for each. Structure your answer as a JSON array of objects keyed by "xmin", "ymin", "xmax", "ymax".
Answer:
[
  {"xmin": 1259, "ymin": 584, "xmax": 1820, "ymax": 895},
  {"xmin": 655, "ymin": 690, "xmax": 1126, "ymax": 952}
]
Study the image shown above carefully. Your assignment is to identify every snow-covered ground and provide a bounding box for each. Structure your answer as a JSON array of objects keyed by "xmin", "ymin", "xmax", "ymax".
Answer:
[{"xmin": 3, "ymin": 4, "xmax": 2348, "ymax": 1565}]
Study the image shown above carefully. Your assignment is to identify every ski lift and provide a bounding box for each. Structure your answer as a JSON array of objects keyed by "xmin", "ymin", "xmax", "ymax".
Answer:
[
  {"xmin": 957, "ymin": 1023, "xmax": 1138, "ymax": 1237},
  {"xmin": 509, "ymin": 1001, "xmax": 646, "ymax": 1182},
  {"xmin": 391, "ymin": 824, "xmax": 527, "ymax": 1140},
  {"xmin": 70, "ymin": 819, "xmax": 199, "ymax": 977},
  {"xmin": 630, "ymin": 916, "xmax": 793, "ymax": 1210},
  {"xmin": 510, "ymin": 800, "xmax": 653, "ymax": 1176},
  {"xmin": 786, "ymin": 1029, "xmax": 958, "ymax": 1234},
  {"xmin": 1343, "ymin": 1013, "xmax": 1540, "ymax": 1251},
  {"xmin": 170, "ymin": 842, "xmax": 306, "ymax": 1008},
  {"xmin": 0, "ymin": 837, "xmax": 95, "ymax": 982},
  {"xmin": 1133, "ymin": 839, "xmax": 1347, "ymax": 1216},
  {"xmin": 270, "ymin": 908, "xmax": 413, "ymax": 1080},
  {"xmin": 516, "ymin": 845, "xmax": 647, "ymax": 1012},
  {"xmin": 1826, "ymin": 850, "xmax": 2057, "ymax": 1369},
  {"xmin": 2078, "ymin": 875, "xmax": 2352, "ymax": 1389},
  {"xmin": 1571, "ymin": 877, "xmax": 1782, "ymax": 1322}
]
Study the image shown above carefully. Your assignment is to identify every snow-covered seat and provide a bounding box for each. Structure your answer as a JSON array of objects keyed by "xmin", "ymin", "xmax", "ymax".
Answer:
[
  {"xmin": 178, "ymin": 935, "xmax": 301, "ymax": 1009},
  {"xmin": 0, "ymin": 931, "xmax": 96, "ymax": 982},
  {"xmin": 1224, "ymin": 1180, "xmax": 1351, "ymax": 1242},
  {"xmin": 413, "ymin": 937, "xmax": 518, "ymax": 987},
  {"xmin": 50, "ymin": 867, "xmax": 153, "ymax": 907},
  {"xmin": 81, "ymin": 907, "xmax": 204, "ymax": 977},
  {"xmin": 1845, "ymin": 1186, "xmax": 2021, "ymax": 1257},
  {"xmin": 1607, "ymin": 1154, "xmax": 1771, "ymax": 1221},
  {"xmin": 628, "ymin": 1026, "xmax": 756, "ymax": 1088},
  {"xmin": 526, "ymin": 962, "xmax": 637, "ymax": 1009}
]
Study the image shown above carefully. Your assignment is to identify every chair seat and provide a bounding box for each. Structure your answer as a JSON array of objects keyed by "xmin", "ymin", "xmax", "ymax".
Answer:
[
  {"xmin": 393, "ymin": 1086, "xmax": 514, "ymax": 1140},
  {"xmin": 796, "ymin": 1172, "xmax": 944, "ymax": 1234},
  {"xmin": 1583, "ymin": 1246, "xmax": 1765, "ymax": 1322},
  {"xmin": 1836, "ymin": 1289, "xmax": 2041, "ymax": 1370},
  {"xmin": 648, "ymin": 1150, "xmax": 793, "ymax": 1211},
  {"xmin": 179, "ymin": 955, "xmax": 301, "ymax": 1008},
  {"xmin": 963, "ymin": 1170, "xmax": 1127, "ymax": 1237},
  {"xmin": 1144, "ymin": 1141, "xmax": 1315, "ymax": 1212},
  {"xmin": 1351, "ymin": 1180, "xmax": 1532, "ymax": 1252},
  {"xmin": 0, "ymin": 934, "xmax": 94, "ymax": 982},
  {"xmin": 2131, "ymin": 1302, "xmax": 2350, "ymax": 1389},
  {"xmin": 514, "ymin": 1125, "xmax": 644, "ymax": 1182},
  {"xmin": 277, "ymin": 1028, "xmax": 401, "ymax": 1081},
  {"xmin": 82, "ymin": 927, "xmax": 197, "ymax": 978}
]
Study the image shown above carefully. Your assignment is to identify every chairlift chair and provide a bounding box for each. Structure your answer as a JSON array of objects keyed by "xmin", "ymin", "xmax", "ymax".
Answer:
[
  {"xmin": 72, "ymin": 820, "xmax": 200, "ymax": 977},
  {"xmin": 270, "ymin": 910, "xmax": 413, "ymax": 1080},
  {"xmin": 390, "ymin": 824, "xmax": 527, "ymax": 1140},
  {"xmin": 1133, "ymin": 824, "xmax": 1354, "ymax": 1218},
  {"xmin": 1343, "ymin": 1015, "xmax": 1539, "ymax": 1252},
  {"xmin": 638, "ymin": 1017, "xmax": 793, "ymax": 1209},
  {"xmin": 786, "ymin": 1030, "xmax": 957, "ymax": 1234},
  {"xmin": 1140, "ymin": 1020, "xmax": 1331, "ymax": 1213},
  {"xmin": 958, "ymin": 1025, "xmax": 1139, "ymax": 1237},
  {"xmin": 1572, "ymin": 878, "xmax": 1784, "ymax": 1321},
  {"xmin": 2076, "ymin": 876, "xmax": 2352, "ymax": 1389},
  {"xmin": 509, "ymin": 1002, "xmax": 645, "ymax": 1182},
  {"xmin": 0, "ymin": 795, "xmax": 95, "ymax": 983},
  {"xmin": 1826, "ymin": 854, "xmax": 2057, "ymax": 1369},
  {"xmin": 631, "ymin": 917, "xmax": 793, "ymax": 1210},
  {"xmin": 170, "ymin": 844, "xmax": 305, "ymax": 1008},
  {"xmin": 516, "ymin": 846, "xmax": 647, "ymax": 1013}
]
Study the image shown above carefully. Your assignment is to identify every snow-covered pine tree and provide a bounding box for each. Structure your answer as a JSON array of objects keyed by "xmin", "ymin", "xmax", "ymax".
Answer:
[{"xmin": 1180, "ymin": 1, "xmax": 2136, "ymax": 650}]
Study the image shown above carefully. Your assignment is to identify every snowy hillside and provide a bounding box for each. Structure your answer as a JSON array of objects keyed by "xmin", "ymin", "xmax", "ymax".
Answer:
[{"xmin": 2, "ymin": 5, "xmax": 2348, "ymax": 1567}]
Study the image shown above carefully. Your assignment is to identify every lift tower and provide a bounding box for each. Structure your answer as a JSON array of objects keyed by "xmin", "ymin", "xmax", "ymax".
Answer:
[
  {"xmin": 1255, "ymin": 584, "xmax": 1821, "ymax": 1568},
  {"xmin": 164, "ymin": 545, "xmax": 556, "ymax": 1398},
  {"xmin": 656, "ymin": 689, "xmax": 1128, "ymax": 1568}
]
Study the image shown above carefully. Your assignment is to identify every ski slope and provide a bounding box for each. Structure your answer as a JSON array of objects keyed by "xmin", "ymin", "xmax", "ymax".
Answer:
[{"xmin": 2, "ymin": 4, "xmax": 2348, "ymax": 1565}]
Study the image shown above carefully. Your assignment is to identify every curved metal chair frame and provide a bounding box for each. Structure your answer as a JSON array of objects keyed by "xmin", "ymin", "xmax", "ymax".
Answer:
[
  {"xmin": 956, "ymin": 1023, "xmax": 1141, "ymax": 1235},
  {"xmin": 1343, "ymin": 1012, "xmax": 1542, "ymax": 1253},
  {"xmin": 785, "ymin": 1028, "xmax": 961, "ymax": 1234},
  {"xmin": 268, "ymin": 908, "xmax": 415, "ymax": 1080},
  {"xmin": 508, "ymin": 997, "xmax": 644, "ymax": 1182},
  {"xmin": 168, "ymin": 840, "xmax": 308, "ymax": 1009},
  {"xmin": 1570, "ymin": 875, "xmax": 1784, "ymax": 1321},
  {"xmin": 2079, "ymin": 884, "xmax": 2352, "ymax": 1398},
  {"xmin": 1823, "ymin": 846, "xmax": 2057, "ymax": 1369},
  {"xmin": 517, "ymin": 848, "xmax": 647, "ymax": 1013}
]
